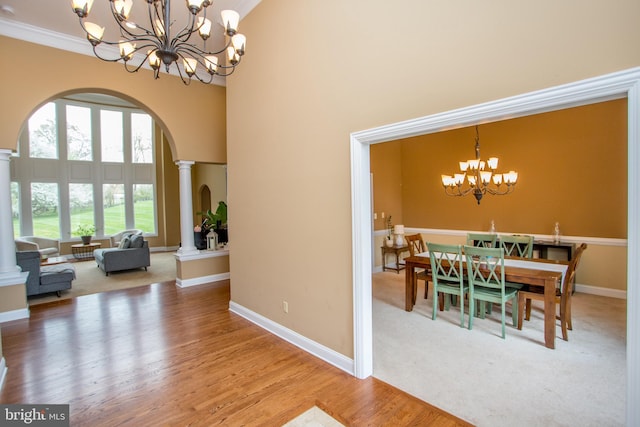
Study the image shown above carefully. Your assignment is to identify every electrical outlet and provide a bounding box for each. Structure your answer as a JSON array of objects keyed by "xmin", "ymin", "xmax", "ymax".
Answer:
[{"xmin": 283, "ymin": 301, "xmax": 289, "ymax": 313}]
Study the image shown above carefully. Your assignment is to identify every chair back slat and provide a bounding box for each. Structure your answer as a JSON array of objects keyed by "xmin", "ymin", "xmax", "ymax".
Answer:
[
  {"xmin": 500, "ymin": 234, "xmax": 534, "ymax": 258},
  {"xmin": 426, "ymin": 243, "xmax": 463, "ymax": 283},
  {"xmin": 463, "ymin": 245, "xmax": 505, "ymax": 290},
  {"xmin": 560, "ymin": 243, "xmax": 588, "ymax": 303},
  {"xmin": 466, "ymin": 233, "xmax": 497, "ymax": 248},
  {"xmin": 405, "ymin": 234, "xmax": 426, "ymax": 256}
]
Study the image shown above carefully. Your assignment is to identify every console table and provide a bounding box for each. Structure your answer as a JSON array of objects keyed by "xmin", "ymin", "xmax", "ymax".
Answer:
[
  {"xmin": 381, "ymin": 244, "xmax": 410, "ymax": 273},
  {"xmin": 532, "ymin": 240, "xmax": 576, "ymax": 261},
  {"xmin": 71, "ymin": 242, "xmax": 101, "ymax": 260}
]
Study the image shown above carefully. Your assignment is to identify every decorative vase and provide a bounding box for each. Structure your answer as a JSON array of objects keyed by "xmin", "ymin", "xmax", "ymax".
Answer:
[
  {"xmin": 81, "ymin": 235, "xmax": 92, "ymax": 245},
  {"xmin": 394, "ymin": 234, "xmax": 405, "ymax": 246},
  {"xmin": 385, "ymin": 238, "xmax": 393, "ymax": 247}
]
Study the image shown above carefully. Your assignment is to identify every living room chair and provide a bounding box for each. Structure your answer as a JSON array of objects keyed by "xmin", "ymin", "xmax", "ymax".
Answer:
[
  {"xmin": 427, "ymin": 242, "xmax": 468, "ymax": 328},
  {"xmin": 500, "ymin": 234, "xmax": 534, "ymax": 258},
  {"xmin": 517, "ymin": 243, "xmax": 588, "ymax": 341},
  {"xmin": 405, "ymin": 233, "xmax": 431, "ymax": 301},
  {"xmin": 15, "ymin": 236, "xmax": 60, "ymax": 259},
  {"xmin": 109, "ymin": 229, "xmax": 143, "ymax": 247},
  {"xmin": 464, "ymin": 245, "xmax": 519, "ymax": 338},
  {"xmin": 466, "ymin": 232, "xmax": 497, "ymax": 248}
]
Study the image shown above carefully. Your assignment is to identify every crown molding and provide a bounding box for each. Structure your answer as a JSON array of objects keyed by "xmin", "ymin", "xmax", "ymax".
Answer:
[{"xmin": 0, "ymin": 16, "xmax": 228, "ymax": 87}]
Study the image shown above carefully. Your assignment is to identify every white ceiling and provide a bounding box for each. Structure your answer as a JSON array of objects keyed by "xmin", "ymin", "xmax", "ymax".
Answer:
[{"xmin": 0, "ymin": 0, "xmax": 261, "ymax": 86}]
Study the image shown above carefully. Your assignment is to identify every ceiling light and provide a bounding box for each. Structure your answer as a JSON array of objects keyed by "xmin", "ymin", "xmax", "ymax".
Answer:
[{"xmin": 70, "ymin": 0, "xmax": 247, "ymax": 85}]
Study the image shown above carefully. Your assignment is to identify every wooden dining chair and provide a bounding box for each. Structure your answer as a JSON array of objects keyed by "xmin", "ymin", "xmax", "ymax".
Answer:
[
  {"xmin": 466, "ymin": 232, "xmax": 497, "ymax": 248},
  {"xmin": 500, "ymin": 234, "xmax": 534, "ymax": 258},
  {"xmin": 405, "ymin": 233, "xmax": 430, "ymax": 302},
  {"xmin": 517, "ymin": 243, "xmax": 588, "ymax": 341},
  {"xmin": 427, "ymin": 242, "xmax": 468, "ymax": 327},
  {"xmin": 464, "ymin": 245, "xmax": 519, "ymax": 338}
]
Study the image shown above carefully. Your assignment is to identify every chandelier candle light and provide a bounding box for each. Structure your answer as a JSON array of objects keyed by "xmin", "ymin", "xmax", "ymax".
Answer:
[
  {"xmin": 71, "ymin": 0, "xmax": 247, "ymax": 85},
  {"xmin": 441, "ymin": 125, "xmax": 518, "ymax": 205}
]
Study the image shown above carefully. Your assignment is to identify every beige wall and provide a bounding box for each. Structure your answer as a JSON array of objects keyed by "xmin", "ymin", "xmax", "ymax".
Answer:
[
  {"xmin": 0, "ymin": 36, "xmax": 227, "ymax": 163},
  {"xmin": 227, "ymin": 0, "xmax": 640, "ymax": 358}
]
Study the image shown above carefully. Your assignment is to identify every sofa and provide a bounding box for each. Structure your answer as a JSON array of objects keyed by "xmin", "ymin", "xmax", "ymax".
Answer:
[
  {"xmin": 109, "ymin": 229, "xmax": 143, "ymax": 248},
  {"xmin": 15, "ymin": 236, "xmax": 60, "ymax": 259},
  {"xmin": 16, "ymin": 251, "xmax": 75, "ymax": 297},
  {"xmin": 94, "ymin": 234, "xmax": 150, "ymax": 276}
]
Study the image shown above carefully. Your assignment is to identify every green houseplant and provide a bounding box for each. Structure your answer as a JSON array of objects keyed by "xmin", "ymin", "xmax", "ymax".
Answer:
[
  {"xmin": 198, "ymin": 201, "xmax": 228, "ymax": 244},
  {"xmin": 73, "ymin": 224, "xmax": 96, "ymax": 245}
]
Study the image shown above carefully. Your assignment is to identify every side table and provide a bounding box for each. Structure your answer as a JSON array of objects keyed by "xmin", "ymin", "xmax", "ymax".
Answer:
[
  {"xmin": 381, "ymin": 244, "xmax": 410, "ymax": 274},
  {"xmin": 71, "ymin": 242, "xmax": 101, "ymax": 260}
]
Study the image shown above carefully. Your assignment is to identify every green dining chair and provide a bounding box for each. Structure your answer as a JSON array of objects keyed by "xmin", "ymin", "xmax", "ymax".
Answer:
[
  {"xmin": 463, "ymin": 245, "xmax": 519, "ymax": 338},
  {"xmin": 466, "ymin": 232, "xmax": 497, "ymax": 248},
  {"xmin": 427, "ymin": 242, "xmax": 468, "ymax": 328},
  {"xmin": 500, "ymin": 234, "xmax": 534, "ymax": 258}
]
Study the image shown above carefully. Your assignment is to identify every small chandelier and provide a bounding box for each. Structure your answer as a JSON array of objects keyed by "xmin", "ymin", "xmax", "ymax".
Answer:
[
  {"xmin": 71, "ymin": 0, "xmax": 247, "ymax": 85},
  {"xmin": 441, "ymin": 125, "xmax": 518, "ymax": 205}
]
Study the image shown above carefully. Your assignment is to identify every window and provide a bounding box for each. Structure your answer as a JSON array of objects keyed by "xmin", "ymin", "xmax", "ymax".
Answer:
[
  {"xmin": 13, "ymin": 95, "xmax": 157, "ymax": 240},
  {"xmin": 29, "ymin": 102, "xmax": 57, "ymax": 159},
  {"xmin": 67, "ymin": 105, "xmax": 92, "ymax": 161}
]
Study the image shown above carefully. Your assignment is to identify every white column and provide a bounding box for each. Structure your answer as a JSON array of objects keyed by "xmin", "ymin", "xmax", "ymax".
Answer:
[
  {"xmin": 176, "ymin": 160, "xmax": 198, "ymax": 254},
  {"xmin": 0, "ymin": 149, "xmax": 20, "ymax": 278}
]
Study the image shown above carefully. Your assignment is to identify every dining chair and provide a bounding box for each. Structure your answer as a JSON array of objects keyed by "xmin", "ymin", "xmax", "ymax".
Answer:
[
  {"xmin": 499, "ymin": 234, "xmax": 534, "ymax": 258},
  {"xmin": 427, "ymin": 242, "xmax": 468, "ymax": 327},
  {"xmin": 466, "ymin": 232, "xmax": 497, "ymax": 248},
  {"xmin": 517, "ymin": 243, "xmax": 588, "ymax": 341},
  {"xmin": 463, "ymin": 245, "xmax": 519, "ymax": 338},
  {"xmin": 404, "ymin": 234, "xmax": 430, "ymax": 302}
]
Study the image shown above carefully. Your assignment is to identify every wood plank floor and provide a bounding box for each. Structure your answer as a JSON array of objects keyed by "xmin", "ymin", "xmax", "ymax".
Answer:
[{"xmin": 0, "ymin": 281, "xmax": 472, "ymax": 426}]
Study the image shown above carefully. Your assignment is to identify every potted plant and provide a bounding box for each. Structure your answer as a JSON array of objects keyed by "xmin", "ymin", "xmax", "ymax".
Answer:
[
  {"xmin": 199, "ymin": 201, "xmax": 228, "ymax": 244},
  {"xmin": 74, "ymin": 224, "xmax": 96, "ymax": 245},
  {"xmin": 385, "ymin": 216, "xmax": 394, "ymax": 247}
]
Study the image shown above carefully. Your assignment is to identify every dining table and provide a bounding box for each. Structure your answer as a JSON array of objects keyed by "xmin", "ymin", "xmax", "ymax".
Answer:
[{"xmin": 404, "ymin": 253, "xmax": 568, "ymax": 349}]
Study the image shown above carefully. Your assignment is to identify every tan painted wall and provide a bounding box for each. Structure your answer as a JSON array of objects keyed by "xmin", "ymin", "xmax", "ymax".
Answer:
[
  {"xmin": 0, "ymin": 36, "xmax": 227, "ymax": 163},
  {"xmin": 227, "ymin": 0, "xmax": 640, "ymax": 358},
  {"xmin": 0, "ymin": 284, "xmax": 27, "ymax": 313},
  {"xmin": 176, "ymin": 256, "xmax": 229, "ymax": 280}
]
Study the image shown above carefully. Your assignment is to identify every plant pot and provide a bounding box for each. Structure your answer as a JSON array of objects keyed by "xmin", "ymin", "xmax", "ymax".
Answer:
[{"xmin": 81, "ymin": 235, "xmax": 92, "ymax": 245}]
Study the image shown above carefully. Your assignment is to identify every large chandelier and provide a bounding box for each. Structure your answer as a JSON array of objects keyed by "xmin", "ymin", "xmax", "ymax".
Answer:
[
  {"xmin": 71, "ymin": 0, "xmax": 247, "ymax": 85},
  {"xmin": 441, "ymin": 126, "xmax": 518, "ymax": 205}
]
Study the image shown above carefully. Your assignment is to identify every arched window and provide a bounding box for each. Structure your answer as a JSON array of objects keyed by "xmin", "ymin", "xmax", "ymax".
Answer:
[{"xmin": 11, "ymin": 94, "xmax": 157, "ymax": 240}]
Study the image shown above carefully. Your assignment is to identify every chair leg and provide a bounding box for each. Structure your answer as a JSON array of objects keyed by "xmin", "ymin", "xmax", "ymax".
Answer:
[
  {"xmin": 424, "ymin": 280, "xmax": 429, "ymax": 299},
  {"xmin": 500, "ymin": 302, "xmax": 506, "ymax": 339},
  {"xmin": 560, "ymin": 303, "xmax": 569, "ymax": 341},
  {"xmin": 517, "ymin": 293, "xmax": 525, "ymax": 330},
  {"xmin": 511, "ymin": 298, "xmax": 518, "ymax": 327},
  {"xmin": 468, "ymin": 297, "xmax": 474, "ymax": 330},
  {"xmin": 525, "ymin": 299, "xmax": 532, "ymax": 321},
  {"xmin": 566, "ymin": 299, "xmax": 573, "ymax": 331}
]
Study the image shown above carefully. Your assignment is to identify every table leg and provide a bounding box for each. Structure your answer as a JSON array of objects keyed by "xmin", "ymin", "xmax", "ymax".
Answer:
[
  {"xmin": 405, "ymin": 262, "xmax": 415, "ymax": 311},
  {"xmin": 544, "ymin": 276, "xmax": 557, "ymax": 349}
]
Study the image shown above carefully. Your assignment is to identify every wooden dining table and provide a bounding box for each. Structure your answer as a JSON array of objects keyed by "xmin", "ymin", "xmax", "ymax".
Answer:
[{"xmin": 404, "ymin": 254, "xmax": 567, "ymax": 349}]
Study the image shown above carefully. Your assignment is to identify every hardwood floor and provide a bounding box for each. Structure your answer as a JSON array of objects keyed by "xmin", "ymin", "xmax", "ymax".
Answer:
[{"xmin": 0, "ymin": 281, "xmax": 471, "ymax": 426}]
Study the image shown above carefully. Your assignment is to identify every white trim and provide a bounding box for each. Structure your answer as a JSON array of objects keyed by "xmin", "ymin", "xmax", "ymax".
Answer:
[
  {"xmin": 175, "ymin": 272, "xmax": 229, "ymax": 288},
  {"xmin": 350, "ymin": 67, "xmax": 640, "ymax": 427},
  {"xmin": 229, "ymin": 301, "xmax": 355, "ymax": 375},
  {"xmin": 0, "ymin": 357, "xmax": 7, "ymax": 392},
  {"xmin": 576, "ymin": 284, "xmax": 626, "ymax": 300},
  {"xmin": 0, "ymin": 308, "xmax": 29, "ymax": 324},
  {"xmin": 377, "ymin": 228, "xmax": 628, "ymax": 247}
]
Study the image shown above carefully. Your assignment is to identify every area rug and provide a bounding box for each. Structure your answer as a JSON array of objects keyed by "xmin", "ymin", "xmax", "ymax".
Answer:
[
  {"xmin": 28, "ymin": 251, "xmax": 177, "ymax": 306},
  {"xmin": 282, "ymin": 406, "xmax": 344, "ymax": 427}
]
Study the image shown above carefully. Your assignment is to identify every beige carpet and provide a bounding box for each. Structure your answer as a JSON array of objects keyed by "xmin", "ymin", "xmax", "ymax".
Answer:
[
  {"xmin": 372, "ymin": 271, "xmax": 626, "ymax": 427},
  {"xmin": 28, "ymin": 251, "xmax": 177, "ymax": 306}
]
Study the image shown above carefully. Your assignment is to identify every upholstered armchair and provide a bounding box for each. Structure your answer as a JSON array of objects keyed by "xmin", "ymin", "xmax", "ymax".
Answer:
[
  {"xmin": 15, "ymin": 236, "xmax": 60, "ymax": 259},
  {"xmin": 109, "ymin": 229, "xmax": 143, "ymax": 247}
]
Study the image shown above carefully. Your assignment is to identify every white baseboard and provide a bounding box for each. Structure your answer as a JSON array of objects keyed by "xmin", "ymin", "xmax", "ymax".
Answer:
[
  {"xmin": 229, "ymin": 301, "xmax": 355, "ymax": 376},
  {"xmin": 576, "ymin": 283, "xmax": 626, "ymax": 299},
  {"xmin": 175, "ymin": 272, "xmax": 230, "ymax": 288},
  {"xmin": 0, "ymin": 308, "xmax": 29, "ymax": 324},
  {"xmin": 0, "ymin": 357, "xmax": 6, "ymax": 392}
]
